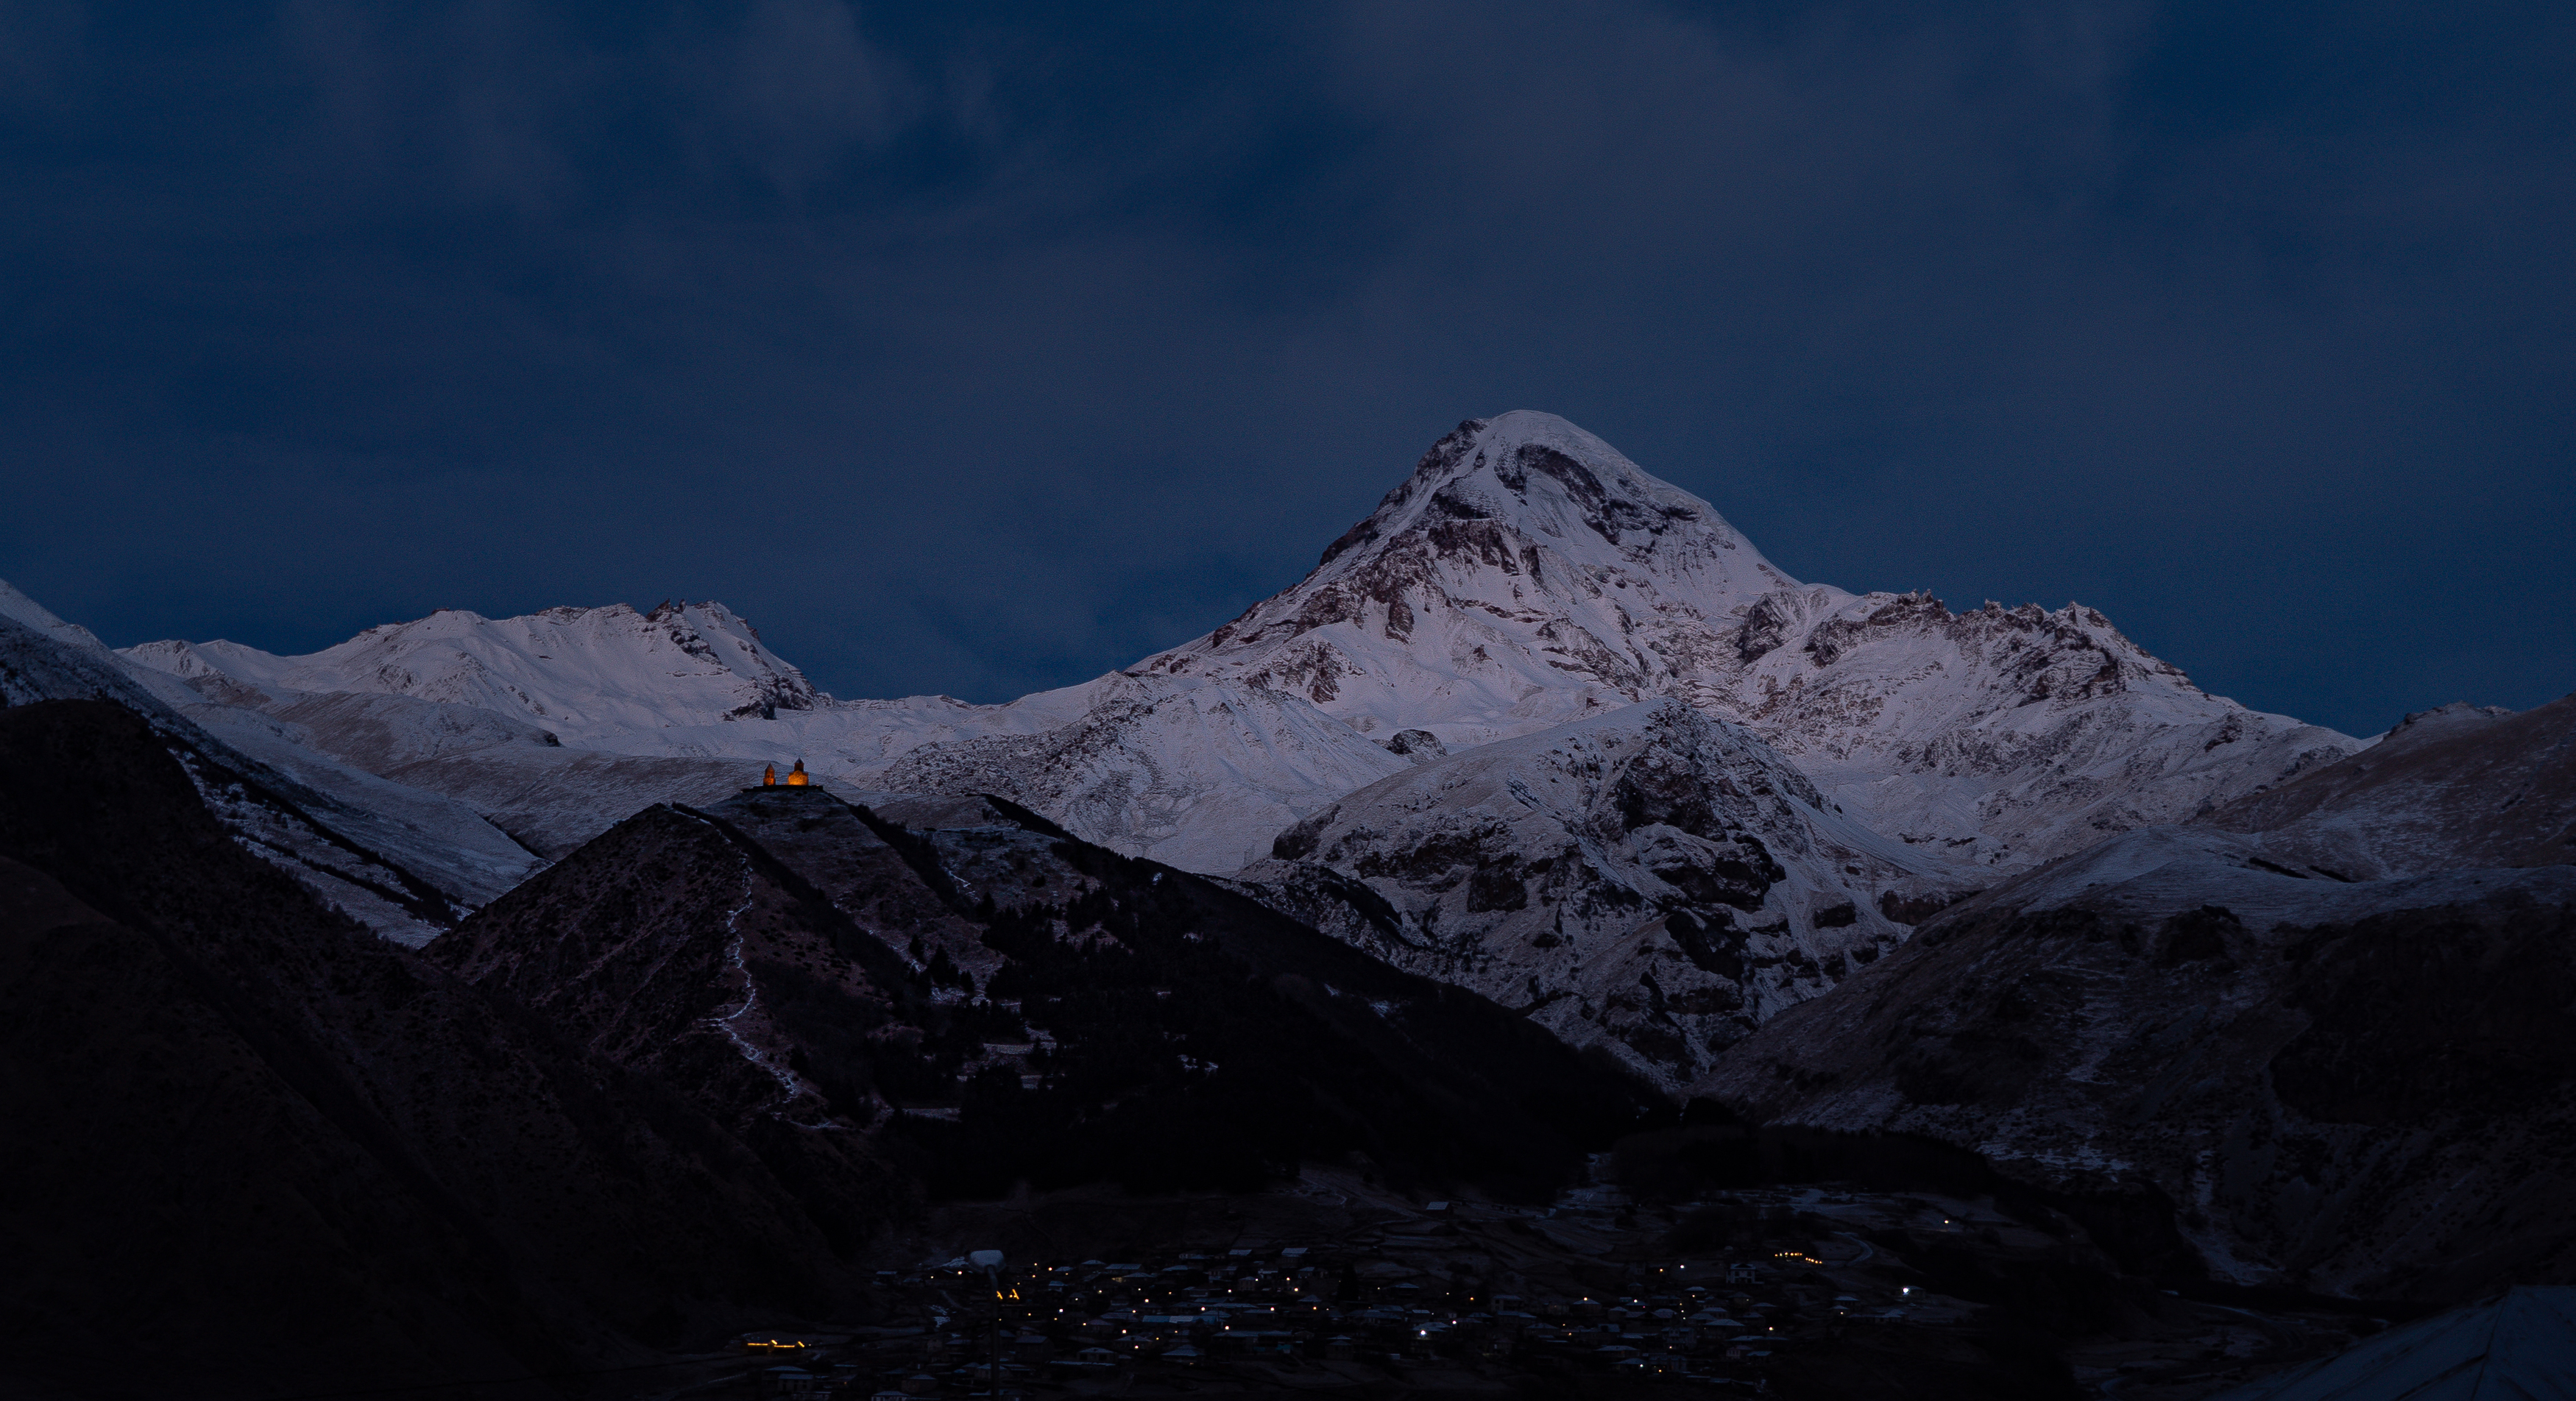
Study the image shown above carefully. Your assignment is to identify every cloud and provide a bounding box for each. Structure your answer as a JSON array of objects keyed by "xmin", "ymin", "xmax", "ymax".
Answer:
[{"xmin": 0, "ymin": 0, "xmax": 2567, "ymax": 733}]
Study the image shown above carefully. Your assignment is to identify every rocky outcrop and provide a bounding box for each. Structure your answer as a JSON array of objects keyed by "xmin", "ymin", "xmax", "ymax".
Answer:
[{"xmin": 1234, "ymin": 698, "xmax": 1963, "ymax": 1088}]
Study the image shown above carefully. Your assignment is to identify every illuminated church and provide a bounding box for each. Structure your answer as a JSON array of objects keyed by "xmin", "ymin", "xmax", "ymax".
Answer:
[{"xmin": 760, "ymin": 760, "xmax": 811, "ymax": 787}]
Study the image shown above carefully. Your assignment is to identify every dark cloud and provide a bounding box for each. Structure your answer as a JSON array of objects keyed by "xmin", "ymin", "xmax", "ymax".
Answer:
[{"xmin": 2, "ymin": 0, "xmax": 2569, "ymax": 734}]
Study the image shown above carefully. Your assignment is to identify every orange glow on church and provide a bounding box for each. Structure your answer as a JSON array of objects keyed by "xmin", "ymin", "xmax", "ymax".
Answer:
[{"xmin": 786, "ymin": 759, "xmax": 810, "ymax": 786}]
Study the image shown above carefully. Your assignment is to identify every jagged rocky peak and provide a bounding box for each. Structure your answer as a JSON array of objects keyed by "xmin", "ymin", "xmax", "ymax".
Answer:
[{"xmin": 1716, "ymin": 584, "xmax": 2360, "ymax": 866}]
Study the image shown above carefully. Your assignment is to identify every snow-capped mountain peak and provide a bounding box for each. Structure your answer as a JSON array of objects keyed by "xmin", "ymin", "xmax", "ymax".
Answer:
[
  {"xmin": 1142, "ymin": 411, "xmax": 2358, "ymax": 868},
  {"xmin": 1320, "ymin": 411, "xmax": 1793, "ymax": 583},
  {"xmin": 1139, "ymin": 412, "xmax": 1811, "ymax": 748}
]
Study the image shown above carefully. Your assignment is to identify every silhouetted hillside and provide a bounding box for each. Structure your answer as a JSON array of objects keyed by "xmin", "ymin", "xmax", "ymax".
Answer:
[
  {"xmin": 432, "ymin": 784, "xmax": 1659, "ymax": 1205},
  {"xmin": 0, "ymin": 700, "xmax": 888, "ymax": 1399}
]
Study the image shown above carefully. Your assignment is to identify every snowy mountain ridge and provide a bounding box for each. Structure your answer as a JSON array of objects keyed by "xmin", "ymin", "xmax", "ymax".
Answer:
[
  {"xmin": 124, "ymin": 600, "xmax": 823, "ymax": 738},
  {"xmin": 107, "ymin": 409, "xmax": 2357, "ymax": 888},
  {"xmin": 122, "ymin": 614, "xmax": 1405, "ymax": 871},
  {"xmin": 1, "ymin": 585, "xmax": 542, "ymax": 942}
]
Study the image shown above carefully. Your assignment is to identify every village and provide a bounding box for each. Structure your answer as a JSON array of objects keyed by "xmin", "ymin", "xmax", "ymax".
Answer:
[
  {"xmin": 721, "ymin": 1206, "xmax": 1872, "ymax": 1397},
  {"xmin": 635, "ymin": 1162, "xmax": 2383, "ymax": 1401}
]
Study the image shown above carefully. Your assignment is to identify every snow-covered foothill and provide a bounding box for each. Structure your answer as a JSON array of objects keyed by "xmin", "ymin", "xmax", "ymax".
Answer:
[{"xmin": 121, "ymin": 600, "xmax": 824, "ymax": 739}]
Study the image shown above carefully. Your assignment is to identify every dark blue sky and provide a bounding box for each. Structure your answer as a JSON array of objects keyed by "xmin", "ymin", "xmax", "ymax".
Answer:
[{"xmin": 4, "ymin": 1, "xmax": 2569, "ymax": 737}]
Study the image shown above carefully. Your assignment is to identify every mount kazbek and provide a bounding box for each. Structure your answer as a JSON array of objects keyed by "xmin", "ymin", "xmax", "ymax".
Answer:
[{"xmin": 31, "ymin": 411, "xmax": 2365, "ymax": 1082}]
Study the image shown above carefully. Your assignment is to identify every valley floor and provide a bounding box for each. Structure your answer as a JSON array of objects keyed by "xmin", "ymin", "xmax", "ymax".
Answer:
[{"xmin": 586, "ymin": 1165, "xmax": 2399, "ymax": 1401}]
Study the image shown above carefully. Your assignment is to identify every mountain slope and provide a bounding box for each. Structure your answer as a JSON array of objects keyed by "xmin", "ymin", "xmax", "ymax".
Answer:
[
  {"xmin": 431, "ymin": 782, "xmax": 1656, "ymax": 1201},
  {"xmin": 0, "ymin": 700, "xmax": 895, "ymax": 1397},
  {"xmin": 364, "ymin": 671, "xmax": 1403, "ymax": 873},
  {"xmin": 1699, "ymin": 827, "xmax": 2576, "ymax": 1302},
  {"xmin": 1, "ymin": 594, "xmax": 541, "ymax": 942},
  {"xmin": 1142, "ymin": 411, "xmax": 2360, "ymax": 869},
  {"xmin": 867, "ymin": 674, "xmax": 1407, "ymax": 873},
  {"xmin": 383, "ymin": 745, "xmax": 771, "ymax": 857},
  {"xmin": 2202, "ymin": 692, "xmax": 2576, "ymax": 879},
  {"xmin": 127, "ymin": 606, "xmax": 1405, "ymax": 874},
  {"xmin": 1234, "ymin": 698, "xmax": 1962, "ymax": 1087},
  {"xmin": 124, "ymin": 598, "xmax": 824, "ymax": 737}
]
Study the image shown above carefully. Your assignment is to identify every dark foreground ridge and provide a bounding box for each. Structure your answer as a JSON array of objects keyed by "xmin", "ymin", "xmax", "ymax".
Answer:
[
  {"xmin": 0, "ymin": 700, "xmax": 886, "ymax": 1398},
  {"xmin": 0, "ymin": 700, "xmax": 1653, "ymax": 1399},
  {"xmin": 427, "ymin": 781, "xmax": 1660, "ymax": 1204},
  {"xmin": 7, "ymin": 686, "xmax": 2569, "ymax": 1401}
]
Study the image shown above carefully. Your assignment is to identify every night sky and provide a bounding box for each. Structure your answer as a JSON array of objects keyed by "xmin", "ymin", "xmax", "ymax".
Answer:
[{"xmin": 4, "ymin": 1, "xmax": 2570, "ymax": 738}]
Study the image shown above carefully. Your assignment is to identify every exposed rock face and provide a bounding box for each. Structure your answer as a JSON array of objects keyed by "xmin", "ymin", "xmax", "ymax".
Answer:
[
  {"xmin": 1381, "ymin": 728, "xmax": 1447, "ymax": 762},
  {"xmin": 0, "ymin": 700, "xmax": 894, "ymax": 1397},
  {"xmin": 431, "ymin": 783, "xmax": 1652, "ymax": 1202},
  {"xmin": 1234, "ymin": 698, "xmax": 1963, "ymax": 1088},
  {"xmin": 2203, "ymin": 692, "xmax": 2576, "ymax": 879},
  {"xmin": 1143, "ymin": 412, "xmax": 2360, "ymax": 870},
  {"xmin": 1696, "ymin": 822, "xmax": 2576, "ymax": 1303}
]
